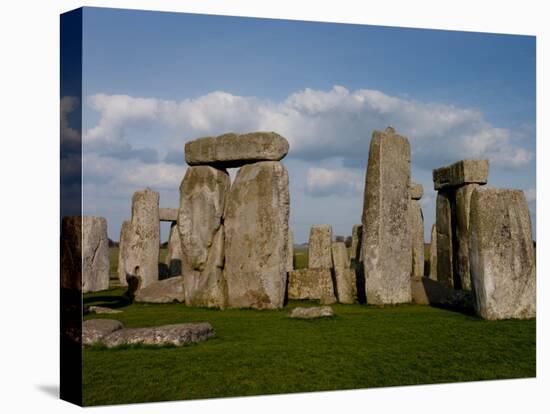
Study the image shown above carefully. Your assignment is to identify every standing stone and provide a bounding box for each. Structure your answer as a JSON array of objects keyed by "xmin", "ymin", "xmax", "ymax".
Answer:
[
  {"xmin": 165, "ymin": 222, "xmax": 183, "ymax": 276},
  {"xmin": 124, "ymin": 189, "xmax": 160, "ymax": 291},
  {"xmin": 287, "ymin": 229, "xmax": 294, "ymax": 272},
  {"xmin": 436, "ymin": 190, "xmax": 454, "ymax": 287},
  {"xmin": 410, "ymin": 183, "xmax": 425, "ymax": 278},
  {"xmin": 185, "ymin": 132, "xmax": 289, "ymax": 168},
  {"xmin": 82, "ymin": 216, "xmax": 109, "ymax": 293},
  {"xmin": 117, "ymin": 220, "xmax": 131, "ymax": 287},
  {"xmin": 308, "ymin": 225, "xmax": 333, "ymax": 269},
  {"xmin": 224, "ymin": 161, "xmax": 289, "ymax": 309},
  {"xmin": 429, "ymin": 224, "xmax": 437, "ymax": 281},
  {"xmin": 361, "ymin": 127, "xmax": 412, "ymax": 304},
  {"xmin": 350, "ymin": 224, "xmax": 363, "ymax": 261},
  {"xmin": 178, "ymin": 166, "xmax": 229, "ymax": 308},
  {"xmin": 454, "ymin": 184, "xmax": 479, "ymax": 290},
  {"xmin": 469, "ymin": 188, "xmax": 536, "ymax": 320},
  {"xmin": 331, "ymin": 242, "xmax": 356, "ymax": 304}
]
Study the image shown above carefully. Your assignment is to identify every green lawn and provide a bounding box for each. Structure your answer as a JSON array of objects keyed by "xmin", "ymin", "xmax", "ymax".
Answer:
[{"xmin": 82, "ymin": 288, "xmax": 535, "ymax": 406}]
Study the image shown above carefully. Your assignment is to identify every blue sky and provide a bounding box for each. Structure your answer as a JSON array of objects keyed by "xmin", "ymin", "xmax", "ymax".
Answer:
[{"xmin": 76, "ymin": 7, "xmax": 536, "ymax": 243}]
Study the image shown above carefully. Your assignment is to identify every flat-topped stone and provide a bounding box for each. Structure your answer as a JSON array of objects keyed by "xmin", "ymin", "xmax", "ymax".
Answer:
[
  {"xmin": 433, "ymin": 159, "xmax": 489, "ymax": 190},
  {"xmin": 159, "ymin": 208, "xmax": 178, "ymax": 222},
  {"xmin": 185, "ymin": 132, "xmax": 289, "ymax": 168},
  {"xmin": 289, "ymin": 306, "xmax": 334, "ymax": 319},
  {"xmin": 83, "ymin": 319, "xmax": 124, "ymax": 345},
  {"xmin": 101, "ymin": 322, "xmax": 215, "ymax": 348},
  {"xmin": 410, "ymin": 182, "xmax": 424, "ymax": 200},
  {"xmin": 308, "ymin": 225, "xmax": 333, "ymax": 269}
]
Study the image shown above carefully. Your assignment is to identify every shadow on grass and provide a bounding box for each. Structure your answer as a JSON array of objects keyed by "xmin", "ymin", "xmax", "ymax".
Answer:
[
  {"xmin": 83, "ymin": 294, "xmax": 131, "ymax": 309},
  {"xmin": 36, "ymin": 384, "xmax": 59, "ymax": 399}
]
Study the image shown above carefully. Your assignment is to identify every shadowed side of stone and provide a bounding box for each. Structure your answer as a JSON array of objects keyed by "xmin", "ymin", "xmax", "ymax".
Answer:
[
  {"xmin": 101, "ymin": 323, "xmax": 215, "ymax": 348},
  {"xmin": 289, "ymin": 306, "xmax": 334, "ymax": 319},
  {"xmin": 185, "ymin": 132, "xmax": 289, "ymax": 168},
  {"xmin": 411, "ymin": 276, "xmax": 471, "ymax": 308}
]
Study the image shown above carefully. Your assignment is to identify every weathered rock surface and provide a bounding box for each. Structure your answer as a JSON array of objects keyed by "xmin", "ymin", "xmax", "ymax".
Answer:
[
  {"xmin": 82, "ymin": 216, "xmax": 110, "ymax": 293},
  {"xmin": 101, "ymin": 323, "xmax": 215, "ymax": 348},
  {"xmin": 61, "ymin": 216, "xmax": 82, "ymax": 291},
  {"xmin": 361, "ymin": 127, "xmax": 412, "ymax": 304},
  {"xmin": 159, "ymin": 208, "xmax": 178, "ymax": 222},
  {"xmin": 308, "ymin": 225, "xmax": 333, "ymax": 269},
  {"xmin": 224, "ymin": 161, "xmax": 290, "ymax": 309},
  {"xmin": 124, "ymin": 189, "xmax": 160, "ymax": 291},
  {"xmin": 88, "ymin": 306, "xmax": 123, "ymax": 314},
  {"xmin": 410, "ymin": 182, "xmax": 424, "ymax": 200},
  {"xmin": 185, "ymin": 132, "xmax": 289, "ymax": 168},
  {"xmin": 117, "ymin": 220, "xmax": 131, "ymax": 287},
  {"xmin": 454, "ymin": 184, "xmax": 479, "ymax": 290},
  {"xmin": 331, "ymin": 242, "xmax": 356, "ymax": 304},
  {"xmin": 350, "ymin": 224, "xmax": 363, "ymax": 261},
  {"xmin": 178, "ymin": 166, "xmax": 230, "ymax": 308},
  {"xmin": 429, "ymin": 224, "xmax": 437, "ymax": 280},
  {"xmin": 433, "ymin": 159, "xmax": 489, "ymax": 190},
  {"xmin": 83, "ymin": 319, "xmax": 124, "ymax": 345},
  {"xmin": 436, "ymin": 190, "xmax": 454, "ymax": 287},
  {"xmin": 289, "ymin": 306, "xmax": 334, "ymax": 319},
  {"xmin": 410, "ymin": 200, "xmax": 425, "ymax": 278},
  {"xmin": 469, "ymin": 188, "xmax": 536, "ymax": 320},
  {"xmin": 165, "ymin": 222, "xmax": 183, "ymax": 277},
  {"xmin": 134, "ymin": 276, "xmax": 185, "ymax": 303},
  {"xmin": 287, "ymin": 229, "xmax": 294, "ymax": 272},
  {"xmin": 287, "ymin": 269, "xmax": 336, "ymax": 302}
]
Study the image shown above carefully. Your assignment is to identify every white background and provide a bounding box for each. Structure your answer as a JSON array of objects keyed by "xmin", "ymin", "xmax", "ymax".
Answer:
[{"xmin": 0, "ymin": 0, "xmax": 547, "ymax": 412}]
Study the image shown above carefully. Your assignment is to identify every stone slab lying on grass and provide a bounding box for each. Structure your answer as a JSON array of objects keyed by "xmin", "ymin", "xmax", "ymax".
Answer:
[
  {"xmin": 83, "ymin": 319, "xmax": 124, "ymax": 345},
  {"xmin": 134, "ymin": 276, "xmax": 185, "ymax": 303},
  {"xmin": 88, "ymin": 306, "xmax": 123, "ymax": 314},
  {"xmin": 289, "ymin": 306, "xmax": 334, "ymax": 319},
  {"xmin": 101, "ymin": 323, "xmax": 215, "ymax": 348}
]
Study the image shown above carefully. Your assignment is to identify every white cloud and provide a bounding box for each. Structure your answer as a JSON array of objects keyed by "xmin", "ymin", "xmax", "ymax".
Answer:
[
  {"xmin": 305, "ymin": 167, "xmax": 363, "ymax": 197},
  {"xmin": 524, "ymin": 188, "xmax": 536, "ymax": 203},
  {"xmin": 84, "ymin": 86, "xmax": 534, "ymax": 171}
]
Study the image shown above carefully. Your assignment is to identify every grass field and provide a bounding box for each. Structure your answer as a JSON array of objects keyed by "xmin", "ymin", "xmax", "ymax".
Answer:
[{"xmin": 83, "ymin": 287, "xmax": 535, "ymax": 406}]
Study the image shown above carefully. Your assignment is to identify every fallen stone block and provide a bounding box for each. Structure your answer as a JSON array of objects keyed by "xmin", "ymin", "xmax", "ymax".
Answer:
[
  {"xmin": 289, "ymin": 306, "xmax": 334, "ymax": 319},
  {"xmin": 101, "ymin": 323, "xmax": 215, "ymax": 348},
  {"xmin": 83, "ymin": 319, "xmax": 124, "ymax": 345}
]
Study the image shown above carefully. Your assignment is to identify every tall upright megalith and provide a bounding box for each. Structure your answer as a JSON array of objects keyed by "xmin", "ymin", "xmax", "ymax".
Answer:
[
  {"xmin": 178, "ymin": 166, "xmax": 229, "ymax": 308},
  {"xmin": 117, "ymin": 220, "xmax": 131, "ymax": 287},
  {"xmin": 350, "ymin": 224, "xmax": 363, "ymax": 262},
  {"xmin": 224, "ymin": 161, "xmax": 290, "ymax": 309},
  {"xmin": 469, "ymin": 188, "xmax": 536, "ymax": 320},
  {"xmin": 165, "ymin": 222, "xmax": 183, "ymax": 276},
  {"xmin": 308, "ymin": 225, "xmax": 333, "ymax": 269},
  {"xmin": 361, "ymin": 127, "xmax": 412, "ymax": 304},
  {"xmin": 124, "ymin": 189, "xmax": 160, "ymax": 291},
  {"xmin": 409, "ymin": 183, "xmax": 425, "ymax": 278},
  {"xmin": 82, "ymin": 216, "xmax": 110, "ymax": 293}
]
